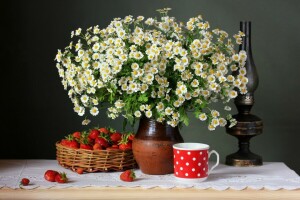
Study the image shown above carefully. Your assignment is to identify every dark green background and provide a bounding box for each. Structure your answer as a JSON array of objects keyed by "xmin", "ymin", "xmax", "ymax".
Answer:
[{"xmin": 3, "ymin": 0, "xmax": 300, "ymax": 174}]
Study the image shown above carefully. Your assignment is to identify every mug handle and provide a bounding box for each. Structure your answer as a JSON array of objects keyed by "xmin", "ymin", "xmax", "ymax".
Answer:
[{"xmin": 208, "ymin": 150, "xmax": 219, "ymax": 175}]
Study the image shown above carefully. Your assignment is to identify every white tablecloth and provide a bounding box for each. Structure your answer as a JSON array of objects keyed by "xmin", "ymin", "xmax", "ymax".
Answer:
[{"xmin": 0, "ymin": 160, "xmax": 299, "ymax": 190}]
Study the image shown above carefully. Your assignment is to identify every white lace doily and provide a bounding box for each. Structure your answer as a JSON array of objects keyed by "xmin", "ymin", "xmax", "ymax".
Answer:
[{"xmin": 0, "ymin": 160, "xmax": 299, "ymax": 190}]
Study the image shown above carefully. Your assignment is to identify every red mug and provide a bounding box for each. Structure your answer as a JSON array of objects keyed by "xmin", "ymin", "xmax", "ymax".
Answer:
[{"xmin": 173, "ymin": 143, "xmax": 219, "ymax": 182}]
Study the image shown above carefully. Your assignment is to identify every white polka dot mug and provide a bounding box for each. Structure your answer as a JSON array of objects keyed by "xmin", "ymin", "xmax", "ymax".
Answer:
[{"xmin": 173, "ymin": 143, "xmax": 219, "ymax": 182}]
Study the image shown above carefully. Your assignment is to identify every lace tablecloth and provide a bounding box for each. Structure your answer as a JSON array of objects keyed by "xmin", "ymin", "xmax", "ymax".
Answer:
[{"xmin": 0, "ymin": 160, "xmax": 300, "ymax": 190}]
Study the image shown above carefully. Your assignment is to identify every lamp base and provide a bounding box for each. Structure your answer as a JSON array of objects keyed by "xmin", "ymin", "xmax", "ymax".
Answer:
[{"xmin": 226, "ymin": 151, "xmax": 262, "ymax": 166}]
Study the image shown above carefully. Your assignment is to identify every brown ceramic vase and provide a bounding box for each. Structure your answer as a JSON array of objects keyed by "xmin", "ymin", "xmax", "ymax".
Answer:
[{"xmin": 132, "ymin": 116, "xmax": 184, "ymax": 175}]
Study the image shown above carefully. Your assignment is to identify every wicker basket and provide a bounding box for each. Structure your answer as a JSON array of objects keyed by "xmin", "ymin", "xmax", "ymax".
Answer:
[{"xmin": 56, "ymin": 142, "xmax": 137, "ymax": 172}]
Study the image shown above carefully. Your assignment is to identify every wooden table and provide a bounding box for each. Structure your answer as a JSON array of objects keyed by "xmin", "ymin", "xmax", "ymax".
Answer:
[{"xmin": 1, "ymin": 187, "xmax": 300, "ymax": 200}]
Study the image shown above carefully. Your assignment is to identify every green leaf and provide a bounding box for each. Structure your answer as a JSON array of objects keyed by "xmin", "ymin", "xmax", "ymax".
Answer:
[
  {"xmin": 138, "ymin": 93, "xmax": 148, "ymax": 103},
  {"xmin": 179, "ymin": 107, "xmax": 189, "ymax": 126},
  {"xmin": 127, "ymin": 114, "xmax": 134, "ymax": 125}
]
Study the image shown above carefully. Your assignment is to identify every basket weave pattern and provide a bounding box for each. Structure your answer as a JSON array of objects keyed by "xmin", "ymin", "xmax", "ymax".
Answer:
[{"xmin": 56, "ymin": 142, "xmax": 137, "ymax": 172}]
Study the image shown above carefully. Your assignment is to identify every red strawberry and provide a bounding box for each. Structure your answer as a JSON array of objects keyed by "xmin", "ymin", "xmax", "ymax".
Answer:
[
  {"xmin": 89, "ymin": 129, "xmax": 100, "ymax": 140},
  {"xmin": 20, "ymin": 178, "xmax": 30, "ymax": 186},
  {"xmin": 110, "ymin": 132, "xmax": 122, "ymax": 143},
  {"xmin": 60, "ymin": 139, "xmax": 70, "ymax": 147},
  {"xmin": 55, "ymin": 172, "xmax": 68, "ymax": 183},
  {"xmin": 80, "ymin": 144, "xmax": 92, "ymax": 150},
  {"xmin": 44, "ymin": 170, "xmax": 58, "ymax": 182},
  {"xmin": 93, "ymin": 143, "xmax": 102, "ymax": 150},
  {"xmin": 95, "ymin": 137, "xmax": 109, "ymax": 148},
  {"xmin": 72, "ymin": 131, "xmax": 81, "ymax": 139},
  {"xmin": 76, "ymin": 168, "xmax": 84, "ymax": 174},
  {"xmin": 120, "ymin": 170, "xmax": 135, "ymax": 182},
  {"xmin": 99, "ymin": 127, "xmax": 110, "ymax": 134},
  {"xmin": 68, "ymin": 140, "xmax": 79, "ymax": 149},
  {"xmin": 119, "ymin": 142, "xmax": 132, "ymax": 151}
]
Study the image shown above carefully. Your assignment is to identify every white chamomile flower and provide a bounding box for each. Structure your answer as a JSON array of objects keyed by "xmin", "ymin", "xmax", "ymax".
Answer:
[
  {"xmin": 165, "ymin": 107, "xmax": 173, "ymax": 115},
  {"xmin": 92, "ymin": 43, "xmax": 100, "ymax": 52},
  {"xmin": 156, "ymin": 102, "xmax": 165, "ymax": 112},
  {"xmin": 239, "ymin": 68, "xmax": 247, "ymax": 76},
  {"xmin": 145, "ymin": 104, "xmax": 152, "ymax": 110},
  {"xmin": 208, "ymin": 124, "xmax": 215, "ymax": 131},
  {"xmin": 80, "ymin": 95, "xmax": 89, "ymax": 103},
  {"xmin": 92, "ymin": 98, "xmax": 99, "ymax": 105},
  {"xmin": 145, "ymin": 18, "xmax": 154, "ymax": 25},
  {"xmin": 202, "ymin": 90, "xmax": 210, "ymax": 97},
  {"xmin": 173, "ymin": 100, "xmax": 181, "ymax": 107},
  {"xmin": 74, "ymin": 105, "xmax": 81, "ymax": 113},
  {"xmin": 185, "ymin": 92, "xmax": 192, "ymax": 100},
  {"xmin": 191, "ymin": 79, "xmax": 199, "ymax": 87},
  {"xmin": 199, "ymin": 113, "xmax": 207, "ymax": 121},
  {"xmin": 229, "ymin": 90, "xmax": 238, "ymax": 98},
  {"xmin": 78, "ymin": 107, "xmax": 85, "ymax": 116},
  {"xmin": 211, "ymin": 110, "xmax": 220, "ymax": 118},
  {"xmin": 219, "ymin": 118, "xmax": 227, "ymax": 127},
  {"xmin": 115, "ymin": 100, "xmax": 125, "ymax": 109},
  {"xmin": 82, "ymin": 119, "xmax": 91, "ymax": 125},
  {"xmin": 172, "ymin": 112, "xmax": 180, "ymax": 120},
  {"xmin": 131, "ymin": 63, "xmax": 139, "ymax": 70},
  {"xmin": 230, "ymin": 65, "xmax": 238, "ymax": 71},
  {"xmin": 75, "ymin": 28, "xmax": 82, "ymax": 36},
  {"xmin": 227, "ymin": 75, "xmax": 235, "ymax": 82},
  {"xmin": 229, "ymin": 118, "xmax": 237, "ymax": 128},
  {"xmin": 134, "ymin": 110, "xmax": 142, "ymax": 118},
  {"xmin": 240, "ymin": 87, "xmax": 248, "ymax": 94},
  {"xmin": 78, "ymin": 50, "xmax": 84, "ymax": 57},
  {"xmin": 211, "ymin": 118, "xmax": 220, "ymax": 127},
  {"xmin": 140, "ymin": 105, "xmax": 146, "ymax": 111},
  {"xmin": 233, "ymin": 79, "xmax": 241, "ymax": 87},
  {"xmin": 145, "ymin": 110, "xmax": 152, "ymax": 118},
  {"xmin": 232, "ymin": 54, "xmax": 240, "ymax": 62},
  {"xmin": 209, "ymin": 82, "xmax": 218, "ymax": 91},
  {"xmin": 207, "ymin": 75, "xmax": 216, "ymax": 83},
  {"xmin": 90, "ymin": 107, "xmax": 99, "ymax": 116},
  {"xmin": 241, "ymin": 77, "xmax": 248, "ymax": 84},
  {"xmin": 137, "ymin": 16, "xmax": 144, "ymax": 21}
]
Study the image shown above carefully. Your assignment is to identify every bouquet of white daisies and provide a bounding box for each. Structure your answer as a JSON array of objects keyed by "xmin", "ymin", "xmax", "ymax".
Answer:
[{"xmin": 55, "ymin": 8, "xmax": 248, "ymax": 130}]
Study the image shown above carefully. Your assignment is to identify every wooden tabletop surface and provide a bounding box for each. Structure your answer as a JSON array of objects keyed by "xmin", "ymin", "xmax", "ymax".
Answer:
[{"xmin": 1, "ymin": 187, "xmax": 300, "ymax": 200}]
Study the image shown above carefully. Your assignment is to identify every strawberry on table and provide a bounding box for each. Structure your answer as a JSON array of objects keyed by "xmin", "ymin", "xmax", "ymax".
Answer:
[
  {"xmin": 20, "ymin": 178, "xmax": 30, "ymax": 186},
  {"xmin": 55, "ymin": 172, "xmax": 68, "ymax": 183},
  {"xmin": 44, "ymin": 170, "xmax": 58, "ymax": 182},
  {"xmin": 76, "ymin": 168, "xmax": 84, "ymax": 174},
  {"xmin": 120, "ymin": 170, "xmax": 136, "ymax": 182}
]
